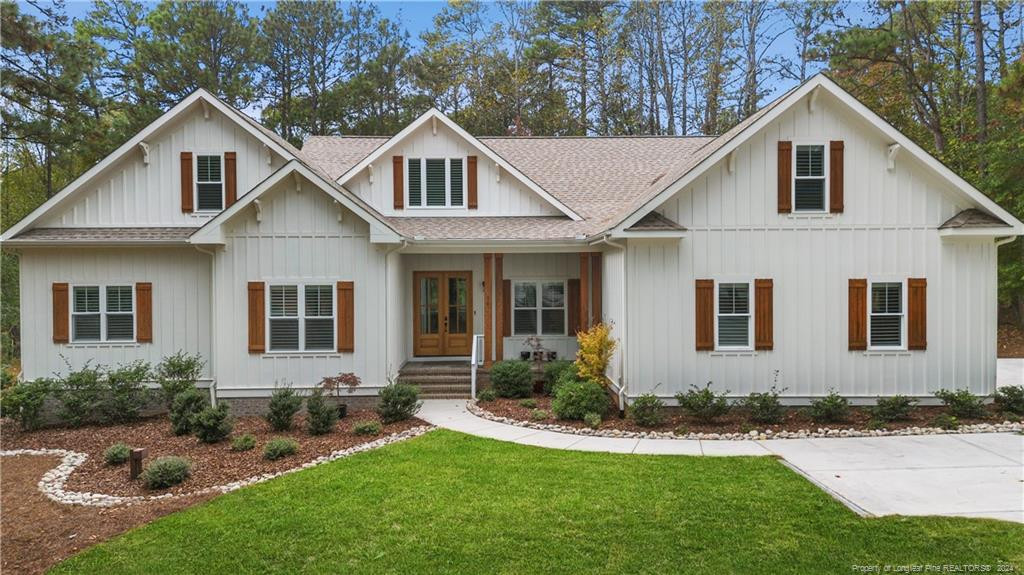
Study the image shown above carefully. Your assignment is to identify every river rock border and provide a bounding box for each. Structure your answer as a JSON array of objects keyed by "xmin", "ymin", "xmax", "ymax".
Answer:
[
  {"xmin": 0, "ymin": 425, "xmax": 434, "ymax": 507},
  {"xmin": 468, "ymin": 402, "xmax": 1023, "ymax": 441}
]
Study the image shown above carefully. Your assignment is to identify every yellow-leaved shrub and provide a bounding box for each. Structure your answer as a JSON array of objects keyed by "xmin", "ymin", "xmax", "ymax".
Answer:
[{"xmin": 574, "ymin": 322, "xmax": 617, "ymax": 384}]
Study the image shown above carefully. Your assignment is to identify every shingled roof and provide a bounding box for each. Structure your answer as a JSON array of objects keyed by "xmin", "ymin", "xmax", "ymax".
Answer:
[
  {"xmin": 939, "ymin": 209, "xmax": 1010, "ymax": 229},
  {"xmin": 9, "ymin": 227, "xmax": 198, "ymax": 244}
]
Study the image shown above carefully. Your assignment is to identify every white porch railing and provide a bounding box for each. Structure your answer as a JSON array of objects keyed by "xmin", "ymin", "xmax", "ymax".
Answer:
[{"xmin": 470, "ymin": 333, "xmax": 484, "ymax": 400}]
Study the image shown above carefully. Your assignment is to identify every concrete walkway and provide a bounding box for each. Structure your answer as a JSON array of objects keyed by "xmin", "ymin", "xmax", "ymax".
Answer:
[
  {"xmin": 999, "ymin": 358, "xmax": 1023, "ymax": 386},
  {"xmin": 418, "ymin": 400, "xmax": 1024, "ymax": 522}
]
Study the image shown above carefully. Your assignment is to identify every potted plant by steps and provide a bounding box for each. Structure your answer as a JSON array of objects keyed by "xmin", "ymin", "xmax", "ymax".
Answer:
[{"xmin": 319, "ymin": 372, "xmax": 361, "ymax": 419}]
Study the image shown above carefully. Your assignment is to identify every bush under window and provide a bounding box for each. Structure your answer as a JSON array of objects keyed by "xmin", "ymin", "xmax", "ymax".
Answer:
[
  {"xmin": 99, "ymin": 361, "xmax": 151, "ymax": 424},
  {"xmin": 169, "ymin": 388, "xmax": 208, "ymax": 436},
  {"xmin": 542, "ymin": 361, "xmax": 575, "ymax": 396},
  {"xmin": 193, "ymin": 403, "xmax": 233, "ymax": 443},
  {"xmin": 0, "ymin": 378, "xmax": 53, "ymax": 431},
  {"xmin": 305, "ymin": 389, "xmax": 338, "ymax": 436},
  {"xmin": 55, "ymin": 362, "xmax": 105, "ymax": 427},
  {"xmin": 265, "ymin": 386, "xmax": 303, "ymax": 431},
  {"xmin": 934, "ymin": 389, "xmax": 987, "ymax": 419},
  {"xmin": 994, "ymin": 385, "xmax": 1024, "ymax": 415},
  {"xmin": 490, "ymin": 361, "xmax": 532, "ymax": 398},
  {"xmin": 740, "ymin": 386, "xmax": 786, "ymax": 424},
  {"xmin": 155, "ymin": 351, "xmax": 204, "ymax": 406},
  {"xmin": 869, "ymin": 395, "xmax": 918, "ymax": 422},
  {"xmin": 807, "ymin": 390, "xmax": 850, "ymax": 423},
  {"xmin": 675, "ymin": 382, "xmax": 731, "ymax": 422}
]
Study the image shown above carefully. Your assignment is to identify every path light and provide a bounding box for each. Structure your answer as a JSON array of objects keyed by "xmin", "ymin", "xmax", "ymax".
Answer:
[{"xmin": 129, "ymin": 448, "xmax": 148, "ymax": 480}]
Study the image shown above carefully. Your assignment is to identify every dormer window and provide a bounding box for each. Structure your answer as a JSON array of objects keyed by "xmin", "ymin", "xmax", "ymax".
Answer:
[
  {"xmin": 407, "ymin": 157, "xmax": 466, "ymax": 208},
  {"xmin": 793, "ymin": 144, "xmax": 827, "ymax": 212},
  {"xmin": 196, "ymin": 154, "xmax": 224, "ymax": 211}
]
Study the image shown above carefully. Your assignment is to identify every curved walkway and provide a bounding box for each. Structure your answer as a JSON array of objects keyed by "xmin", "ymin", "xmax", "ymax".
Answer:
[{"xmin": 419, "ymin": 400, "xmax": 1024, "ymax": 523}]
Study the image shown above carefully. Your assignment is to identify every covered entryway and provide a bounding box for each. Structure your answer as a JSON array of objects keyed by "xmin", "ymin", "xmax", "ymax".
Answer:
[{"xmin": 413, "ymin": 271, "xmax": 473, "ymax": 356}]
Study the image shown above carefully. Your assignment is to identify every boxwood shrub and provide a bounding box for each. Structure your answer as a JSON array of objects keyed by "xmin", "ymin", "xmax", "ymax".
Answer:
[
  {"xmin": 169, "ymin": 388, "xmax": 207, "ymax": 436},
  {"xmin": 141, "ymin": 456, "xmax": 191, "ymax": 489},
  {"xmin": 807, "ymin": 390, "xmax": 850, "ymax": 423},
  {"xmin": 551, "ymin": 380, "xmax": 608, "ymax": 420},
  {"xmin": 263, "ymin": 438, "xmax": 299, "ymax": 461},
  {"xmin": 934, "ymin": 389, "xmax": 987, "ymax": 419},
  {"xmin": 542, "ymin": 361, "xmax": 575, "ymax": 396},
  {"xmin": 869, "ymin": 395, "xmax": 918, "ymax": 422},
  {"xmin": 193, "ymin": 403, "xmax": 233, "ymax": 444},
  {"xmin": 376, "ymin": 383, "xmax": 421, "ymax": 423},
  {"xmin": 629, "ymin": 393, "xmax": 665, "ymax": 427},
  {"xmin": 103, "ymin": 442, "xmax": 131, "ymax": 465},
  {"xmin": 740, "ymin": 386, "xmax": 786, "ymax": 424},
  {"xmin": 994, "ymin": 385, "xmax": 1024, "ymax": 415},
  {"xmin": 490, "ymin": 360, "xmax": 532, "ymax": 398},
  {"xmin": 675, "ymin": 382, "xmax": 730, "ymax": 422}
]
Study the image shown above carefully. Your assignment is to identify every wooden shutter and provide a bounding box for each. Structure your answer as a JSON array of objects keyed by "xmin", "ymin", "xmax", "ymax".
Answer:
[
  {"xmin": 777, "ymin": 141, "xmax": 792, "ymax": 213},
  {"xmin": 467, "ymin": 156, "xmax": 478, "ymax": 209},
  {"xmin": 754, "ymin": 279, "xmax": 773, "ymax": 350},
  {"xmin": 591, "ymin": 253, "xmax": 602, "ymax": 326},
  {"xmin": 907, "ymin": 278, "xmax": 927, "ymax": 350},
  {"xmin": 337, "ymin": 281, "xmax": 354, "ymax": 352},
  {"xmin": 136, "ymin": 282, "xmax": 152, "ymax": 343},
  {"xmin": 848, "ymin": 279, "xmax": 867, "ymax": 351},
  {"xmin": 392, "ymin": 156, "xmax": 404, "ymax": 210},
  {"xmin": 502, "ymin": 279, "xmax": 511, "ymax": 337},
  {"xmin": 52, "ymin": 282, "xmax": 69, "ymax": 343},
  {"xmin": 224, "ymin": 151, "xmax": 237, "ymax": 208},
  {"xmin": 180, "ymin": 152, "xmax": 194, "ymax": 213},
  {"xmin": 829, "ymin": 141, "xmax": 844, "ymax": 213},
  {"xmin": 247, "ymin": 282, "xmax": 265, "ymax": 354},
  {"xmin": 695, "ymin": 279, "xmax": 714, "ymax": 351},
  {"xmin": 567, "ymin": 278, "xmax": 581, "ymax": 335}
]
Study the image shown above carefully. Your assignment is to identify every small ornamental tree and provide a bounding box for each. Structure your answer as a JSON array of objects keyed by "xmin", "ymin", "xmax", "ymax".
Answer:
[{"xmin": 574, "ymin": 322, "xmax": 617, "ymax": 384}]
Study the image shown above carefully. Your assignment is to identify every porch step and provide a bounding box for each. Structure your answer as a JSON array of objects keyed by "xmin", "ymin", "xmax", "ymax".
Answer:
[{"xmin": 399, "ymin": 361, "xmax": 476, "ymax": 399}]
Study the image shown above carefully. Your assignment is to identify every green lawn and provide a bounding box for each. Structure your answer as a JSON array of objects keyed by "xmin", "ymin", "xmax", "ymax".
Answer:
[{"xmin": 55, "ymin": 430, "xmax": 1023, "ymax": 574}]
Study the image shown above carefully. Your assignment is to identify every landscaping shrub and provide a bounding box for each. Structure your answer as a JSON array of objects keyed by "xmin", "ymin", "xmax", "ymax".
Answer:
[
  {"xmin": 674, "ymin": 425, "xmax": 690, "ymax": 436},
  {"xmin": 574, "ymin": 322, "xmax": 617, "ymax": 382},
  {"xmin": 807, "ymin": 390, "xmax": 850, "ymax": 423},
  {"xmin": 141, "ymin": 456, "xmax": 191, "ymax": 489},
  {"xmin": 0, "ymin": 378, "xmax": 52, "ymax": 430},
  {"xmin": 519, "ymin": 398, "xmax": 537, "ymax": 409},
  {"xmin": 477, "ymin": 389, "xmax": 497, "ymax": 402},
  {"xmin": 866, "ymin": 419, "xmax": 887, "ymax": 430},
  {"xmin": 551, "ymin": 368, "xmax": 583, "ymax": 397},
  {"xmin": 740, "ymin": 386, "xmax": 786, "ymax": 424},
  {"xmin": 377, "ymin": 382, "xmax": 421, "ymax": 423},
  {"xmin": 530, "ymin": 409, "xmax": 549, "ymax": 421},
  {"xmin": 930, "ymin": 414, "xmax": 959, "ymax": 430},
  {"xmin": 263, "ymin": 438, "xmax": 298, "ymax": 461},
  {"xmin": 193, "ymin": 404, "xmax": 233, "ymax": 443},
  {"xmin": 353, "ymin": 420, "xmax": 382, "ymax": 435},
  {"xmin": 104, "ymin": 442, "xmax": 131, "ymax": 465},
  {"xmin": 265, "ymin": 386, "xmax": 303, "ymax": 431},
  {"xmin": 934, "ymin": 389, "xmax": 987, "ymax": 419},
  {"xmin": 675, "ymin": 382, "xmax": 731, "ymax": 422},
  {"xmin": 169, "ymin": 388, "xmax": 207, "ymax": 436},
  {"xmin": 155, "ymin": 352, "xmax": 204, "ymax": 406},
  {"xmin": 583, "ymin": 412, "xmax": 602, "ymax": 429},
  {"xmin": 551, "ymin": 380, "xmax": 608, "ymax": 420},
  {"xmin": 231, "ymin": 434, "xmax": 256, "ymax": 452},
  {"xmin": 994, "ymin": 385, "xmax": 1024, "ymax": 415},
  {"xmin": 99, "ymin": 361, "xmax": 151, "ymax": 424},
  {"xmin": 490, "ymin": 361, "xmax": 532, "ymax": 398},
  {"xmin": 543, "ymin": 360, "xmax": 575, "ymax": 395},
  {"xmin": 305, "ymin": 389, "xmax": 338, "ymax": 436},
  {"xmin": 869, "ymin": 395, "xmax": 918, "ymax": 422},
  {"xmin": 55, "ymin": 362, "xmax": 105, "ymax": 427},
  {"xmin": 629, "ymin": 393, "xmax": 665, "ymax": 427}
]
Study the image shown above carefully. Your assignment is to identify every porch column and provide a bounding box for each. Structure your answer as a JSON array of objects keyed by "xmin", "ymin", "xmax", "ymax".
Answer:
[
  {"xmin": 591, "ymin": 253, "xmax": 602, "ymax": 326},
  {"xmin": 579, "ymin": 252, "xmax": 590, "ymax": 332},
  {"xmin": 483, "ymin": 253, "xmax": 493, "ymax": 366},
  {"xmin": 495, "ymin": 253, "xmax": 504, "ymax": 362}
]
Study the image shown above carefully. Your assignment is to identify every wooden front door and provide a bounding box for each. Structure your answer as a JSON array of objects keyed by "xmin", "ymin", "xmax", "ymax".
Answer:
[{"xmin": 413, "ymin": 271, "xmax": 473, "ymax": 356}]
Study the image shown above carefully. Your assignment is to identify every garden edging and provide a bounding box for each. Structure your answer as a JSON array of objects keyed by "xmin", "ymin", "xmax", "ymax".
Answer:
[
  {"xmin": 467, "ymin": 402, "xmax": 1023, "ymax": 441},
  {"xmin": 0, "ymin": 425, "xmax": 435, "ymax": 507}
]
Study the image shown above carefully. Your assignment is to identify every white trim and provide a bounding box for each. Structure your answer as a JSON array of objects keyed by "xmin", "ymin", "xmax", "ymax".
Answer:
[
  {"xmin": 867, "ymin": 278, "xmax": 906, "ymax": 351},
  {"xmin": 1, "ymin": 89, "xmax": 296, "ymax": 242},
  {"xmin": 611, "ymin": 74, "xmax": 1024, "ymax": 236},
  {"xmin": 510, "ymin": 279, "xmax": 568, "ymax": 337},
  {"xmin": 335, "ymin": 108, "xmax": 583, "ymax": 221},
  {"xmin": 791, "ymin": 141, "xmax": 829, "ymax": 214},
  {"xmin": 69, "ymin": 284, "xmax": 136, "ymax": 344},
  {"xmin": 265, "ymin": 283, "xmax": 337, "ymax": 353},
  {"xmin": 714, "ymin": 280, "xmax": 754, "ymax": 352}
]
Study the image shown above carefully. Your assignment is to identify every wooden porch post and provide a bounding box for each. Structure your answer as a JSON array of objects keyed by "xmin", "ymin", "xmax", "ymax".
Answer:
[
  {"xmin": 591, "ymin": 253, "xmax": 602, "ymax": 326},
  {"xmin": 483, "ymin": 253, "xmax": 493, "ymax": 366},
  {"xmin": 495, "ymin": 253, "xmax": 504, "ymax": 362},
  {"xmin": 579, "ymin": 252, "xmax": 590, "ymax": 332}
]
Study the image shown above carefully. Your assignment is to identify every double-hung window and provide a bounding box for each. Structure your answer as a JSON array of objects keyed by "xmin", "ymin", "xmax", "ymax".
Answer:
[
  {"xmin": 512, "ymin": 280, "xmax": 566, "ymax": 336},
  {"xmin": 407, "ymin": 157, "xmax": 466, "ymax": 207},
  {"xmin": 195, "ymin": 154, "xmax": 224, "ymax": 211},
  {"xmin": 869, "ymin": 281, "xmax": 904, "ymax": 349},
  {"xmin": 268, "ymin": 284, "xmax": 335, "ymax": 352},
  {"xmin": 716, "ymin": 282, "xmax": 752, "ymax": 350},
  {"xmin": 794, "ymin": 144, "xmax": 827, "ymax": 212},
  {"xmin": 72, "ymin": 285, "xmax": 134, "ymax": 342}
]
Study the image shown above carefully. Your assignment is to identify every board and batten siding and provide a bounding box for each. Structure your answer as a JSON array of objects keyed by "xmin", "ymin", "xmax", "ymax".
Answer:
[
  {"xmin": 39, "ymin": 106, "xmax": 286, "ymax": 227},
  {"xmin": 601, "ymin": 249, "xmax": 626, "ymax": 386},
  {"xmin": 212, "ymin": 177, "xmax": 389, "ymax": 397},
  {"xmin": 345, "ymin": 122, "xmax": 561, "ymax": 217},
  {"xmin": 623, "ymin": 90, "xmax": 997, "ymax": 401},
  {"xmin": 18, "ymin": 247, "xmax": 212, "ymax": 380}
]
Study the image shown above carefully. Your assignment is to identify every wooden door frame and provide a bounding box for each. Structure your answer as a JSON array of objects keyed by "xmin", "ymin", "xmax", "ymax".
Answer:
[{"xmin": 412, "ymin": 270, "xmax": 474, "ymax": 357}]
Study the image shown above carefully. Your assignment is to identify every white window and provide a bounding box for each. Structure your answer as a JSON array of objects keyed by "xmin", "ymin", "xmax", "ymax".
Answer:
[
  {"xmin": 793, "ymin": 144, "xmax": 827, "ymax": 212},
  {"xmin": 869, "ymin": 281, "xmax": 904, "ymax": 349},
  {"xmin": 512, "ymin": 280, "xmax": 566, "ymax": 336},
  {"xmin": 406, "ymin": 157, "xmax": 466, "ymax": 207},
  {"xmin": 195, "ymin": 154, "xmax": 224, "ymax": 211},
  {"xmin": 72, "ymin": 285, "xmax": 134, "ymax": 342},
  {"xmin": 716, "ymin": 282, "xmax": 752, "ymax": 350},
  {"xmin": 268, "ymin": 284, "xmax": 335, "ymax": 352}
]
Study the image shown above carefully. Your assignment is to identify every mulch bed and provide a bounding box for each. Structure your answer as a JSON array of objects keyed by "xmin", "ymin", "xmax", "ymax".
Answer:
[
  {"xmin": 998, "ymin": 324, "xmax": 1024, "ymax": 358},
  {"xmin": 1, "ymin": 411, "xmax": 426, "ymax": 497},
  {"xmin": 481, "ymin": 395, "xmax": 1003, "ymax": 435}
]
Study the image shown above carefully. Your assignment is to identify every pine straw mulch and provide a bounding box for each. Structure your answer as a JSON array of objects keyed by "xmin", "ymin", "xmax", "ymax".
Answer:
[
  {"xmin": 480, "ymin": 395, "xmax": 1004, "ymax": 435},
  {"xmin": 998, "ymin": 324, "xmax": 1024, "ymax": 358},
  {"xmin": 1, "ymin": 411, "xmax": 426, "ymax": 497}
]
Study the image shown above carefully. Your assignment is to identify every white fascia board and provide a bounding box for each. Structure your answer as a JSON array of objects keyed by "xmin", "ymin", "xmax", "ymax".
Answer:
[
  {"xmin": 938, "ymin": 226, "xmax": 1021, "ymax": 238},
  {"xmin": 335, "ymin": 108, "xmax": 584, "ymax": 222},
  {"xmin": 1, "ymin": 90, "xmax": 297, "ymax": 242},
  {"xmin": 610, "ymin": 230, "xmax": 687, "ymax": 239}
]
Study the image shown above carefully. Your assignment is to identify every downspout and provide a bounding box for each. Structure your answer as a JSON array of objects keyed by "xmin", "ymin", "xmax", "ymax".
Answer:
[
  {"xmin": 195, "ymin": 245, "xmax": 218, "ymax": 407},
  {"xmin": 383, "ymin": 240, "xmax": 409, "ymax": 382},
  {"xmin": 994, "ymin": 236, "xmax": 1016, "ymax": 247},
  {"xmin": 590, "ymin": 234, "xmax": 627, "ymax": 414}
]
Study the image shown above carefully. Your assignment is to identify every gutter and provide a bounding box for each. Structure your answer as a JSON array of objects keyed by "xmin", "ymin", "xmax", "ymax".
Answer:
[{"xmin": 995, "ymin": 236, "xmax": 1017, "ymax": 247}]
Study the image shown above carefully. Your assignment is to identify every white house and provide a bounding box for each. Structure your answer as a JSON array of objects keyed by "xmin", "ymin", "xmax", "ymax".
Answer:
[{"xmin": 3, "ymin": 74, "xmax": 1021, "ymax": 406}]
